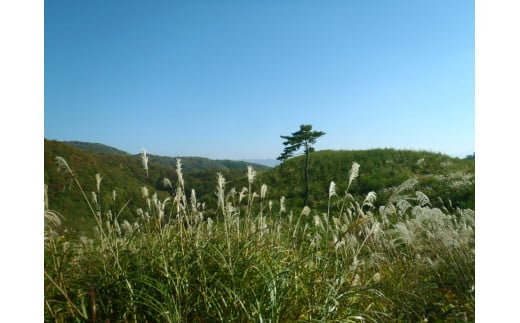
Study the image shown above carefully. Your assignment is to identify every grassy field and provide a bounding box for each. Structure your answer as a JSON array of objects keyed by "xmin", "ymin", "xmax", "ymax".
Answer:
[{"xmin": 45, "ymin": 156, "xmax": 474, "ymax": 322}]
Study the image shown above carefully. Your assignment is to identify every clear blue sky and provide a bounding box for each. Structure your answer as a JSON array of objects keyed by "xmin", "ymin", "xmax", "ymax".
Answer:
[{"xmin": 44, "ymin": 0, "xmax": 474, "ymax": 160}]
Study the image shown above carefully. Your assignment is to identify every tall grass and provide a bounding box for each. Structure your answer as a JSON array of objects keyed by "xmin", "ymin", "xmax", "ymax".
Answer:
[{"xmin": 44, "ymin": 156, "xmax": 474, "ymax": 322}]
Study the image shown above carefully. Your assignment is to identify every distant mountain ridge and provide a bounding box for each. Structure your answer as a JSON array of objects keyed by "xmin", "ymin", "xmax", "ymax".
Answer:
[
  {"xmin": 61, "ymin": 140, "xmax": 271, "ymax": 171},
  {"xmin": 64, "ymin": 141, "xmax": 131, "ymax": 156},
  {"xmin": 242, "ymin": 159, "xmax": 280, "ymax": 167}
]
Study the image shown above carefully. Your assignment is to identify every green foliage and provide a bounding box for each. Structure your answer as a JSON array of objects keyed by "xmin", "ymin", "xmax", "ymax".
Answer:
[
  {"xmin": 146, "ymin": 154, "xmax": 270, "ymax": 172},
  {"xmin": 277, "ymin": 124, "xmax": 325, "ymax": 162},
  {"xmin": 45, "ymin": 139, "xmax": 268, "ymax": 236},
  {"xmin": 45, "ymin": 155, "xmax": 474, "ymax": 322},
  {"xmin": 262, "ymin": 148, "xmax": 474, "ymax": 210},
  {"xmin": 64, "ymin": 141, "xmax": 131, "ymax": 155}
]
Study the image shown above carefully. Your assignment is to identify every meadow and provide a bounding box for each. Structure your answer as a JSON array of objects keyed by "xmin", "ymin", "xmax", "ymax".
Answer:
[{"xmin": 44, "ymin": 151, "xmax": 474, "ymax": 322}]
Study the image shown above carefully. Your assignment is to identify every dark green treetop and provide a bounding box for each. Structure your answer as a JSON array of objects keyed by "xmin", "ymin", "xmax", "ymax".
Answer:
[{"xmin": 277, "ymin": 124, "xmax": 326, "ymax": 162}]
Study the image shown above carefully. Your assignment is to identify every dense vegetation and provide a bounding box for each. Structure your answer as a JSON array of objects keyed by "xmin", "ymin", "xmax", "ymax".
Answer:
[
  {"xmin": 45, "ymin": 139, "xmax": 267, "ymax": 236},
  {"xmin": 263, "ymin": 149, "xmax": 474, "ymax": 211},
  {"xmin": 63, "ymin": 139, "xmax": 270, "ymax": 171},
  {"xmin": 64, "ymin": 141, "xmax": 132, "ymax": 156},
  {"xmin": 44, "ymin": 140, "xmax": 474, "ymax": 321}
]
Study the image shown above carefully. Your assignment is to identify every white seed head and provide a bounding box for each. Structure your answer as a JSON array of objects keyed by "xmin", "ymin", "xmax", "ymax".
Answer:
[
  {"xmin": 363, "ymin": 191, "xmax": 377, "ymax": 207},
  {"xmin": 329, "ymin": 181, "xmax": 337, "ymax": 198},
  {"xmin": 260, "ymin": 184, "xmax": 268, "ymax": 199},
  {"xmin": 191, "ymin": 189, "xmax": 197, "ymax": 208},
  {"xmin": 216, "ymin": 173, "xmax": 226, "ymax": 209},
  {"xmin": 141, "ymin": 186, "xmax": 149, "ymax": 199},
  {"xmin": 247, "ymin": 166, "xmax": 257, "ymax": 184},
  {"xmin": 313, "ymin": 215, "xmax": 323, "ymax": 229},
  {"xmin": 176, "ymin": 158, "xmax": 184, "ymax": 188},
  {"xmin": 348, "ymin": 162, "xmax": 360, "ymax": 187},
  {"xmin": 91, "ymin": 191, "xmax": 97, "ymax": 205},
  {"xmin": 141, "ymin": 148, "xmax": 149, "ymax": 176},
  {"xmin": 163, "ymin": 178, "xmax": 172, "ymax": 189},
  {"xmin": 239, "ymin": 187, "xmax": 248, "ymax": 204},
  {"xmin": 280, "ymin": 196, "xmax": 286, "ymax": 213},
  {"xmin": 55, "ymin": 156, "xmax": 73, "ymax": 175},
  {"xmin": 121, "ymin": 220, "xmax": 133, "ymax": 235},
  {"xmin": 95, "ymin": 173, "xmax": 103, "ymax": 193}
]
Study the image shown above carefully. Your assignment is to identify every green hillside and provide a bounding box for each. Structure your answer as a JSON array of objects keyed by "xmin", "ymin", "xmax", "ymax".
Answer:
[
  {"xmin": 64, "ymin": 141, "xmax": 132, "ymax": 155},
  {"xmin": 45, "ymin": 140, "xmax": 474, "ymax": 237},
  {"xmin": 45, "ymin": 143, "xmax": 475, "ymax": 321},
  {"xmin": 44, "ymin": 139, "xmax": 260, "ymax": 236},
  {"xmin": 262, "ymin": 148, "xmax": 474, "ymax": 210},
  {"xmin": 63, "ymin": 140, "xmax": 269, "ymax": 171},
  {"xmin": 146, "ymin": 154, "xmax": 270, "ymax": 172}
]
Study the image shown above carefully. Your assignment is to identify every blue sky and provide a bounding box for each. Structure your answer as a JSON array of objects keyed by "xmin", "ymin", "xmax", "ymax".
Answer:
[{"xmin": 44, "ymin": 0, "xmax": 474, "ymax": 160}]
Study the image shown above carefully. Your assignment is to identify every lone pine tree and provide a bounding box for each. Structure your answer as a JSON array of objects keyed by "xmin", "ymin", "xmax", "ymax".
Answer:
[{"xmin": 277, "ymin": 124, "xmax": 325, "ymax": 206}]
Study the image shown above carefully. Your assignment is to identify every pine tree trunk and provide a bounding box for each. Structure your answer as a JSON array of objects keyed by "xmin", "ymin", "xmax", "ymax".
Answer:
[{"xmin": 304, "ymin": 145, "xmax": 310, "ymax": 206}]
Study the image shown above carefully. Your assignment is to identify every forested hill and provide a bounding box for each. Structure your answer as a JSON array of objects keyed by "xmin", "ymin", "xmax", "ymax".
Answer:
[
  {"xmin": 64, "ymin": 141, "xmax": 131, "ymax": 156},
  {"xmin": 261, "ymin": 148, "xmax": 475, "ymax": 210},
  {"xmin": 44, "ymin": 139, "xmax": 267, "ymax": 235},
  {"xmin": 61, "ymin": 140, "xmax": 270, "ymax": 171},
  {"xmin": 45, "ymin": 140, "xmax": 474, "ymax": 236}
]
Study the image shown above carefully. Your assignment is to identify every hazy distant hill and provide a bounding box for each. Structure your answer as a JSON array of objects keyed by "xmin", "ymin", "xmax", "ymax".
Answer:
[
  {"xmin": 242, "ymin": 159, "xmax": 280, "ymax": 167},
  {"xmin": 61, "ymin": 140, "xmax": 270, "ymax": 171}
]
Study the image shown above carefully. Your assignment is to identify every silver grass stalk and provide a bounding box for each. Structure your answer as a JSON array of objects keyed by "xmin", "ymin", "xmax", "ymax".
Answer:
[
  {"xmin": 216, "ymin": 172, "xmax": 226, "ymax": 212},
  {"xmin": 239, "ymin": 187, "xmax": 248, "ymax": 205},
  {"xmin": 191, "ymin": 189, "xmax": 197, "ymax": 210},
  {"xmin": 163, "ymin": 178, "xmax": 172, "ymax": 190},
  {"xmin": 246, "ymin": 166, "xmax": 256, "ymax": 218},
  {"xmin": 91, "ymin": 191, "xmax": 98, "ymax": 205},
  {"xmin": 121, "ymin": 220, "xmax": 133, "ymax": 236},
  {"xmin": 141, "ymin": 148, "xmax": 149, "ymax": 177},
  {"xmin": 396, "ymin": 178, "xmax": 418, "ymax": 194},
  {"xmin": 328, "ymin": 181, "xmax": 337, "ymax": 217},
  {"xmin": 415, "ymin": 191, "xmax": 431, "ymax": 207},
  {"xmin": 141, "ymin": 186, "xmax": 149, "ymax": 199},
  {"xmin": 313, "ymin": 215, "xmax": 323, "ymax": 229},
  {"xmin": 247, "ymin": 165, "xmax": 256, "ymax": 184},
  {"xmin": 44, "ymin": 184, "xmax": 49, "ymax": 210},
  {"xmin": 362, "ymin": 191, "xmax": 377, "ymax": 208},
  {"xmin": 176, "ymin": 158, "xmax": 184, "ymax": 190},
  {"xmin": 259, "ymin": 184, "xmax": 268, "ymax": 216},
  {"xmin": 280, "ymin": 196, "xmax": 286, "ymax": 214},
  {"xmin": 44, "ymin": 210, "xmax": 62, "ymax": 229},
  {"xmin": 347, "ymin": 162, "xmax": 360, "ymax": 191},
  {"xmin": 114, "ymin": 220, "xmax": 121, "ymax": 236},
  {"xmin": 95, "ymin": 173, "xmax": 103, "ymax": 193},
  {"xmin": 55, "ymin": 156, "xmax": 73, "ymax": 175},
  {"xmin": 112, "ymin": 190, "xmax": 117, "ymax": 203},
  {"xmin": 226, "ymin": 187, "xmax": 236, "ymax": 204},
  {"xmin": 329, "ymin": 181, "xmax": 337, "ymax": 198},
  {"xmin": 260, "ymin": 184, "xmax": 268, "ymax": 200}
]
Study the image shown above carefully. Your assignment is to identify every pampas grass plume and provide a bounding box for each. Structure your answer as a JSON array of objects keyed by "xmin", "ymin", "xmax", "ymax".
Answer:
[{"xmin": 141, "ymin": 148, "xmax": 149, "ymax": 177}]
